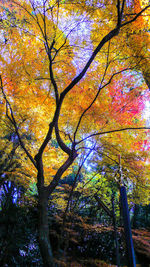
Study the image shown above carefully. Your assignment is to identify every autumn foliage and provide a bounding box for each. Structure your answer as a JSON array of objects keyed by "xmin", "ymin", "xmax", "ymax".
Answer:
[{"xmin": 0, "ymin": 0, "xmax": 150, "ymax": 266}]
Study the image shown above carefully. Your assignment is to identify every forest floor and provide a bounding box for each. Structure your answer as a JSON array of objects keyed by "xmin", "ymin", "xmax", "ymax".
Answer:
[{"xmin": 54, "ymin": 228, "xmax": 150, "ymax": 267}]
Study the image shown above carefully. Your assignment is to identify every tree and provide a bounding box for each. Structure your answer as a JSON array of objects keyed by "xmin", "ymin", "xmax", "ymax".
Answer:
[{"xmin": 0, "ymin": 0, "xmax": 150, "ymax": 265}]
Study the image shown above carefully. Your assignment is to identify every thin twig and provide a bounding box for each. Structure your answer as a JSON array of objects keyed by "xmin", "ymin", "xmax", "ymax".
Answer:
[{"xmin": 0, "ymin": 76, "xmax": 37, "ymax": 168}]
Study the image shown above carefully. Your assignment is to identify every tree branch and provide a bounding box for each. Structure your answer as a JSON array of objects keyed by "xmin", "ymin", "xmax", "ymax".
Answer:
[
  {"xmin": 0, "ymin": 76, "xmax": 37, "ymax": 168},
  {"xmin": 63, "ymin": 146, "xmax": 95, "ymax": 225},
  {"xmin": 35, "ymin": 121, "xmax": 54, "ymax": 161},
  {"xmin": 77, "ymin": 127, "xmax": 150, "ymax": 145},
  {"xmin": 60, "ymin": 27, "xmax": 120, "ymax": 101},
  {"xmin": 73, "ymin": 41, "xmax": 111, "ymax": 141},
  {"xmin": 121, "ymin": 4, "xmax": 150, "ymax": 28},
  {"xmin": 116, "ymin": 0, "xmax": 121, "ymax": 27},
  {"xmin": 46, "ymin": 150, "xmax": 78, "ymax": 196},
  {"xmin": 94, "ymin": 194, "xmax": 113, "ymax": 218},
  {"xmin": 59, "ymin": 2, "xmax": 150, "ymax": 102},
  {"xmin": 55, "ymin": 122, "xmax": 72, "ymax": 155}
]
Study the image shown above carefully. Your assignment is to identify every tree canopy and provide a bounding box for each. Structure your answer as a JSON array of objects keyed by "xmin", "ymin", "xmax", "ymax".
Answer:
[{"xmin": 0, "ymin": 0, "xmax": 150, "ymax": 266}]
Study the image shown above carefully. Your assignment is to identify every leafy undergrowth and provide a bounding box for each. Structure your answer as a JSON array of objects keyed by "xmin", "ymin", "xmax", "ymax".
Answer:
[
  {"xmin": 132, "ymin": 229, "xmax": 150, "ymax": 260},
  {"xmin": 53, "ymin": 226, "xmax": 150, "ymax": 266},
  {"xmin": 54, "ymin": 257, "xmax": 146, "ymax": 267},
  {"xmin": 55, "ymin": 257, "xmax": 116, "ymax": 267},
  {"xmin": 51, "ymin": 214, "xmax": 150, "ymax": 266}
]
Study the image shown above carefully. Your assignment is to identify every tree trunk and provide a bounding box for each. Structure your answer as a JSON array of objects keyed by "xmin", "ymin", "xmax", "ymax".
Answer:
[
  {"xmin": 120, "ymin": 186, "xmax": 136, "ymax": 267},
  {"xmin": 38, "ymin": 189, "xmax": 54, "ymax": 267},
  {"xmin": 112, "ymin": 194, "xmax": 120, "ymax": 267}
]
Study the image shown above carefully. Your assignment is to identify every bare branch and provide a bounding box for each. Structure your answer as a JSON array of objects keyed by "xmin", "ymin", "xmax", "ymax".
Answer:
[
  {"xmin": 117, "ymin": 0, "xmax": 126, "ymax": 26},
  {"xmin": 60, "ymin": 27, "xmax": 120, "ymax": 101},
  {"xmin": 0, "ymin": 76, "xmax": 37, "ymax": 168},
  {"xmin": 121, "ymin": 4, "xmax": 150, "ymax": 28},
  {"xmin": 121, "ymin": 0, "xmax": 126, "ymax": 18},
  {"xmin": 59, "ymin": 2, "xmax": 150, "ymax": 104},
  {"xmin": 116, "ymin": 0, "xmax": 121, "ymax": 26},
  {"xmin": 94, "ymin": 194, "xmax": 113, "ymax": 218},
  {"xmin": 49, "ymin": 58, "xmax": 59, "ymax": 104},
  {"xmin": 73, "ymin": 41, "xmax": 111, "ymax": 141},
  {"xmin": 63, "ymin": 146, "xmax": 95, "ymax": 225},
  {"xmin": 77, "ymin": 127, "xmax": 150, "ymax": 145}
]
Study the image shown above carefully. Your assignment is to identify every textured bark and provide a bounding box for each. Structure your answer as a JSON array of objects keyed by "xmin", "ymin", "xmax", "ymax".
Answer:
[
  {"xmin": 36, "ymin": 146, "xmax": 77, "ymax": 266},
  {"xmin": 38, "ymin": 188, "xmax": 54, "ymax": 267}
]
